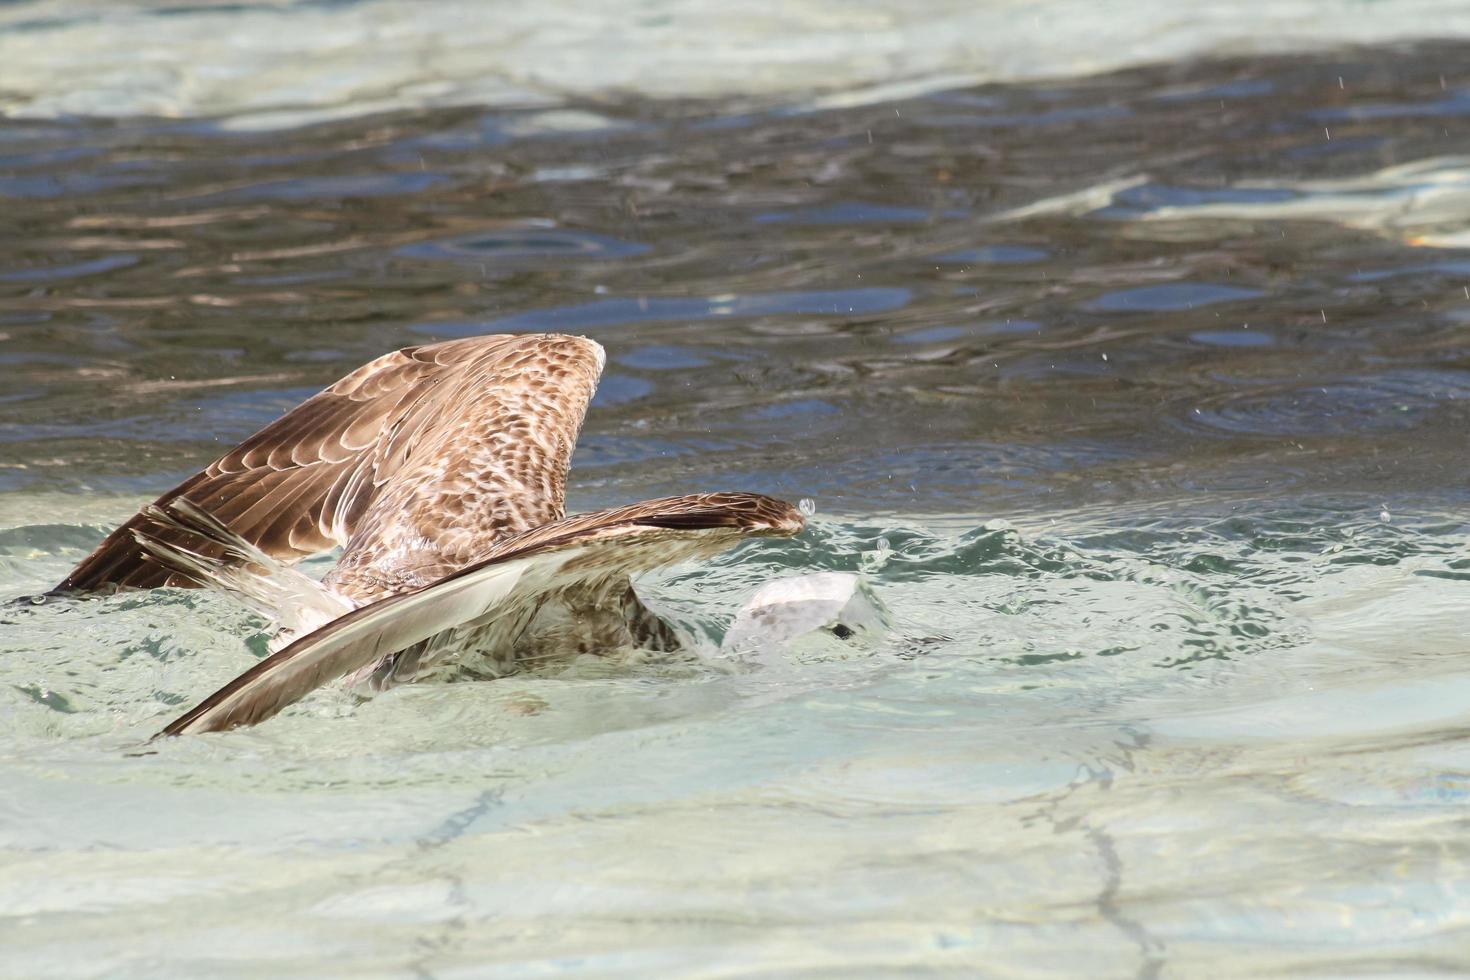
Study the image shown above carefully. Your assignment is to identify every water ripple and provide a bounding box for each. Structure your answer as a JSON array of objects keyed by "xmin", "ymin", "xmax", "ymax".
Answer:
[
  {"xmin": 1178, "ymin": 369, "xmax": 1470, "ymax": 437},
  {"xmin": 1083, "ymin": 283, "xmax": 1265, "ymax": 313},
  {"xmin": 417, "ymin": 288, "xmax": 912, "ymax": 336},
  {"xmin": 397, "ymin": 227, "xmax": 649, "ymax": 263}
]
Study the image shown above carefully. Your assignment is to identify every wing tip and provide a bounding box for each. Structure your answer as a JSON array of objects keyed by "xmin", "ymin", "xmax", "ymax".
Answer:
[
  {"xmin": 565, "ymin": 334, "xmax": 605, "ymax": 374},
  {"xmin": 157, "ymin": 709, "xmax": 223, "ymax": 738},
  {"xmin": 539, "ymin": 333, "xmax": 605, "ymax": 378},
  {"xmin": 743, "ymin": 495, "xmax": 805, "ymax": 536}
]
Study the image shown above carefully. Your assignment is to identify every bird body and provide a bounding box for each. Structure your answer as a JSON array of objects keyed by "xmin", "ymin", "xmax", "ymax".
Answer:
[{"xmin": 56, "ymin": 334, "xmax": 803, "ymax": 735}]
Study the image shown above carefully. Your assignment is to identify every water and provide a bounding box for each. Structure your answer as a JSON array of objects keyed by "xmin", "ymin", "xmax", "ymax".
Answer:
[{"xmin": 4, "ymin": 5, "xmax": 1470, "ymax": 974}]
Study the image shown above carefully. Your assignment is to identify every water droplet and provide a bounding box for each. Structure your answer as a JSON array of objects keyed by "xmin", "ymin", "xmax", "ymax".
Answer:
[
  {"xmin": 1379, "ymin": 504, "xmax": 1391, "ymax": 523},
  {"xmin": 860, "ymin": 535, "xmax": 893, "ymax": 574},
  {"xmin": 798, "ymin": 497, "xmax": 816, "ymax": 517}
]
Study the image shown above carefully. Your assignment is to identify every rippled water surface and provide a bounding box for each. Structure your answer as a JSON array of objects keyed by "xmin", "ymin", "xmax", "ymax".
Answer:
[{"xmin": 4, "ymin": 14, "xmax": 1470, "ymax": 977}]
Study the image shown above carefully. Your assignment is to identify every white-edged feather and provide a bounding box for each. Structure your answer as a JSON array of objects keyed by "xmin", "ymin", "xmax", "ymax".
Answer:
[{"xmin": 133, "ymin": 499, "xmax": 351, "ymax": 647}]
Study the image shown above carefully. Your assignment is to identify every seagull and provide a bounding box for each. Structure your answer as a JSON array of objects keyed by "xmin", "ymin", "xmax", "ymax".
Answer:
[{"xmin": 56, "ymin": 334, "xmax": 804, "ymax": 736}]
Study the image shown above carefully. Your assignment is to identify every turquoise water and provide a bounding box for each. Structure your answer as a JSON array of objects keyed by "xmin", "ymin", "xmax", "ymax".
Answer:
[{"xmin": 4, "ymin": 4, "xmax": 1470, "ymax": 975}]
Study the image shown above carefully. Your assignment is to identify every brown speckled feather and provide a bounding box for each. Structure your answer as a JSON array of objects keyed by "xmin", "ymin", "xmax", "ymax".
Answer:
[
  {"xmin": 56, "ymin": 334, "xmax": 604, "ymax": 599},
  {"xmin": 52, "ymin": 332, "xmax": 806, "ymax": 737},
  {"xmin": 159, "ymin": 492, "xmax": 804, "ymax": 736}
]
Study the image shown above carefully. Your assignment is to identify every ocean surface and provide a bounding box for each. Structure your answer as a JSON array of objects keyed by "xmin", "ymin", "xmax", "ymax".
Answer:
[{"xmin": 3, "ymin": 2, "xmax": 1470, "ymax": 975}]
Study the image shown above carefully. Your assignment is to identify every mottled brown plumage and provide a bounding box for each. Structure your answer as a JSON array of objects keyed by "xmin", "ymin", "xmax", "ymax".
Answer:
[
  {"xmin": 61, "ymin": 333, "xmax": 604, "ymax": 601},
  {"xmin": 54, "ymin": 333, "xmax": 804, "ymax": 735}
]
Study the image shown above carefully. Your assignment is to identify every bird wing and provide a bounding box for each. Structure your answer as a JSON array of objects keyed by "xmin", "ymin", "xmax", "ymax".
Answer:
[
  {"xmin": 158, "ymin": 492, "xmax": 804, "ymax": 736},
  {"xmin": 57, "ymin": 334, "xmax": 604, "ymax": 593}
]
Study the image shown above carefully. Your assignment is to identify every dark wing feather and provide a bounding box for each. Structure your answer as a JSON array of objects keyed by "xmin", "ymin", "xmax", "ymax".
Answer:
[
  {"xmin": 56, "ymin": 334, "xmax": 604, "ymax": 595},
  {"xmin": 159, "ymin": 492, "xmax": 804, "ymax": 736}
]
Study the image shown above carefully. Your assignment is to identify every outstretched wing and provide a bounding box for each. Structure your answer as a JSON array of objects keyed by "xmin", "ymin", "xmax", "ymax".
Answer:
[
  {"xmin": 57, "ymin": 334, "xmax": 604, "ymax": 594},
  {"xmin": 158, "ymin": 492, "xmax": 804, "ymax": 736}
]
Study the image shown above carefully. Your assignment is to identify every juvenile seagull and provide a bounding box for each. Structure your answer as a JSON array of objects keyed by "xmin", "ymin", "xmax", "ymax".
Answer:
[{"xmin": 57, "ymin": 334, "xmax": 804, "ymax": 736}]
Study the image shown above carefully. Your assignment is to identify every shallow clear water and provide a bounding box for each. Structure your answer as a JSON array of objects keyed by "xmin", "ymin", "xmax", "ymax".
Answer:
[{"xmin": 4, "ymin": 9, "xmax": 1470, "ymax": 976}]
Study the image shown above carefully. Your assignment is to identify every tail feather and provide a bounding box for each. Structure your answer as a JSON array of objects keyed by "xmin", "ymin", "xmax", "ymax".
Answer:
[{"xmin": 134, "ymin": 500, "xmax": 351, "ymax": 644}]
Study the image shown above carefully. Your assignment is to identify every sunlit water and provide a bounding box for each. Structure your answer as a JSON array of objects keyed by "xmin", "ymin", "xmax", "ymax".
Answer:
[{"xmin": 4, "ymin": 7, "xmax": 1470, "ymax": 976}]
